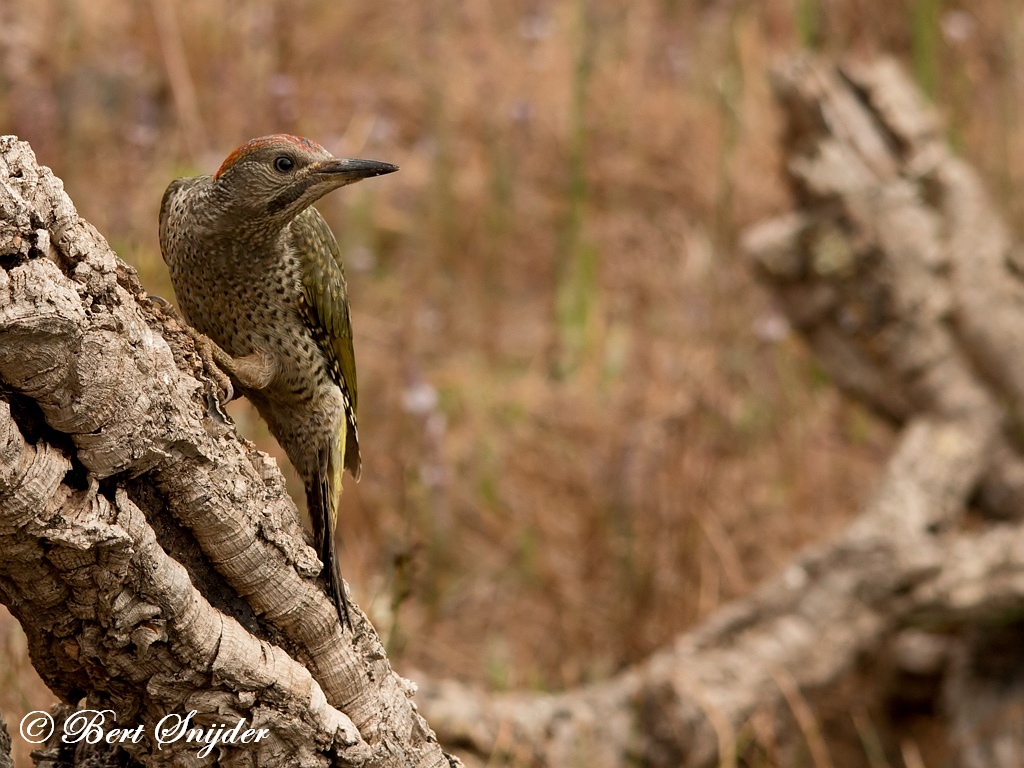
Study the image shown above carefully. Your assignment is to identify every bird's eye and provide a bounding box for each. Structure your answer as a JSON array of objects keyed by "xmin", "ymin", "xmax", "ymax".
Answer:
[{"xmin": 273, "ymin": 156, "xmax": 295, "ymax": 173}]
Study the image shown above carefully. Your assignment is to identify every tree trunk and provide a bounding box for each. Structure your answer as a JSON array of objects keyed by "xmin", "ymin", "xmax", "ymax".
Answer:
[{"xmin": 0, "ymin": 136, "xmax": 455, "ymax": 767}]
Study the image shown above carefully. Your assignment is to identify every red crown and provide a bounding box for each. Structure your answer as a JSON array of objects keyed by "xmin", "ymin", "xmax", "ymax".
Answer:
[{"xmin": 215, "ymin": 134, "xmax": 325, "ymax": 179}]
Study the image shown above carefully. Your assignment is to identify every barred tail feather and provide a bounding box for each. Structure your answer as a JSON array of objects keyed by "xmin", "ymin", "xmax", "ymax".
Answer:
[{"xmin": 307, "ymin": 430, "xmax": 350, "ymax": 630}]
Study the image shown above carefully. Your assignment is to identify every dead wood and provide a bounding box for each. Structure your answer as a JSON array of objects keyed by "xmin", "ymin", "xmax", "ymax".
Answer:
[
  {"xmin": 414, "ymin": 57, "xmax": 1024, "ymax": 767},
  {"xmin": 0, "ymin": 136, "xmax": 454, "ymax": 767}
]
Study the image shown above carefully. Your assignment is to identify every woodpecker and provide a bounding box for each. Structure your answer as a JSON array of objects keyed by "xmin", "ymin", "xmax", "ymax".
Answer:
[{"xmin": 159, "ymin": 134, "xmax": 397, "ymax": 629}]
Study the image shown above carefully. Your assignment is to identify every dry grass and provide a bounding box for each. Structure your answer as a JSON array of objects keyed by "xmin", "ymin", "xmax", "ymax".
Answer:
[{"xmin": 1, "ymin": 0, "xmax": 1022, "ymax": 764}]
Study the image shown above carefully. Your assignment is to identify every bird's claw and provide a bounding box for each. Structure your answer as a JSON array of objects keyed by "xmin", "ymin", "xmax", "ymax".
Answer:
[{"xmin": 184, "ymin": 327, "xmax": 236, "ymax": 410}]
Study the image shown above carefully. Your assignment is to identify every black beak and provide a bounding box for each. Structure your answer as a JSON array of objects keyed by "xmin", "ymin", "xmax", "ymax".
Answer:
[{"xmin": 313, "ymin": 158, "xmax": 399, "ymax": 182}]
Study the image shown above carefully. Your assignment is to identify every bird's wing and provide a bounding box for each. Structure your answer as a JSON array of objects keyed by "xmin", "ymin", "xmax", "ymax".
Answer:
[{"xmin": 290, "ymin": 206, "xmax": 361, "ymax": 478}]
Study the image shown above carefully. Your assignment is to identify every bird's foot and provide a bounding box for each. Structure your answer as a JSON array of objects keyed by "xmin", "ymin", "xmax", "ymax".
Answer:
[{"xmin": 187, "ymin": 329, "xmax": 236, "ymax": 406}]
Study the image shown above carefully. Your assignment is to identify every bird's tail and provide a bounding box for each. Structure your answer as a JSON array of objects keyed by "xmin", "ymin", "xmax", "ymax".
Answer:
[{"xmin": 307, "ymin": 428, "xmax": 351, "ymax": 630}]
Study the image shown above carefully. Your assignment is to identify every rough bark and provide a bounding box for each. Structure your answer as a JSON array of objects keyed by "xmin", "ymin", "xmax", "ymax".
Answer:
[
  {"xmin": 0, "ymin": 135, "xmax": 455, "ymax": 767},
  {"xmin": 0, "ymin": 714, "xmax": 11, "ymax": 768},
  {"xmin": 413, "ymin": 57, "xmax": 1024, "ymax": 766}
]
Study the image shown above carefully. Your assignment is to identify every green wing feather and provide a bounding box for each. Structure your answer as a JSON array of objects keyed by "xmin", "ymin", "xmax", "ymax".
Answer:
[{"xmin": 290, "ymin": 206, "xmax": 361, "ymax": 479}]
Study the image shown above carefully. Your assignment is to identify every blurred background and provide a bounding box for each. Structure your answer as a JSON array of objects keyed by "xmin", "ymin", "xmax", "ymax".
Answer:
[{"xmin": 1, "ymin": 0, "xmax": 1023, "ymax": 763}]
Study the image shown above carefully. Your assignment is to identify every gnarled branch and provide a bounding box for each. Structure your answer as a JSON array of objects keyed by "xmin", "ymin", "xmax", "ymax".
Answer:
[
  {"xmin": 0, "ymin": 135, "xmax": 454, "ymax": 767},
  {"xmin": 415, "ymin": 57, "xmax": 1024, "ymax": 767}
]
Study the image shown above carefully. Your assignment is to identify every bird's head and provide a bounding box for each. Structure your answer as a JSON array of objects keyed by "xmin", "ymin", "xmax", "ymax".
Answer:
[{"xmin": 210, "ymin": 134, "xmax": 397, "ymax": 229}]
